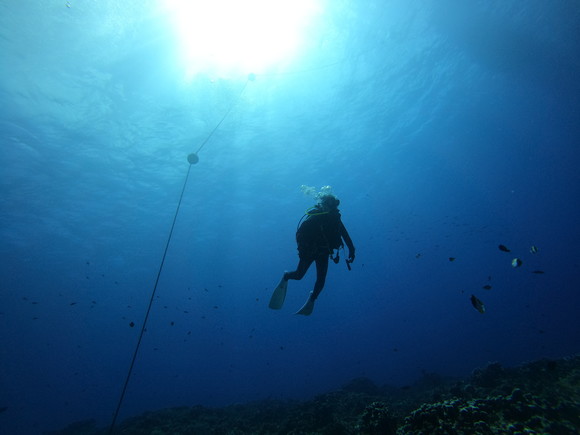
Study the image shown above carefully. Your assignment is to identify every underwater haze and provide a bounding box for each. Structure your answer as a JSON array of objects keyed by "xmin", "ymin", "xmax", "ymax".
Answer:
[{"xmin": 1, "ymin": 0, "xmax": 580, "ymax": 433}]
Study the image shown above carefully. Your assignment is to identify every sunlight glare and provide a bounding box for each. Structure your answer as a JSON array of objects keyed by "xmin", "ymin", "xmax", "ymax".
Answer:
[{"xmin": 162, "ymin": 0, "xmax": 321, "ymax": 79}]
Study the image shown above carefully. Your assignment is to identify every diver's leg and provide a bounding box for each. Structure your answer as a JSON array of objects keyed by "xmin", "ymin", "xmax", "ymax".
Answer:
[
  {"xmin": 285, "ymin": 256, "xmax": 313, "ymax": 281},
  {"xmin": 311, "ymin": 254, "xmax": 329, "ymax": 300},
  {"xmin": 295, "ymin": 254, "xmax": 328, "ymax": 315}
]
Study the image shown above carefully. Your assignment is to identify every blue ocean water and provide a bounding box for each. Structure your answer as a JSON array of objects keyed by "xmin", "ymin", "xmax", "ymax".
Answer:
[{"xmin": 1, "ymin": 0, "xmax": 579, "ymax": 433}]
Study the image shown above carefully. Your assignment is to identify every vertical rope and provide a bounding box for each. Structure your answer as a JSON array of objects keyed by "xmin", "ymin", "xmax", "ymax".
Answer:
[
  {"xmin": 108, "ymin": 164, "xmax": 193, "ymax": 434},
  {"xmin": 195, "ymin": 79, "xmax": 249, "ymax": 155},
  {"xmin": 108, "ymin": 76, "xmax": 251, "ymax": 433}
]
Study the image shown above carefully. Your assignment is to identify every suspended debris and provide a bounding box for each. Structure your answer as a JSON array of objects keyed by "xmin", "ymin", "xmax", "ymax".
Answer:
[
  {"xmin": 470, "ymin": 295, "xmax": 485, "ymax": 314},
  {"xmin": 498, "ymin": 244, "xmax": 511, "ymax": 252}
]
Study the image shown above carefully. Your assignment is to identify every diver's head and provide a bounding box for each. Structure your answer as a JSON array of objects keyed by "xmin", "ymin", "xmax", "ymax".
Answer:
[{"xmin": 319, "ymin": 194, "xmax": 340, "ymax": 211}]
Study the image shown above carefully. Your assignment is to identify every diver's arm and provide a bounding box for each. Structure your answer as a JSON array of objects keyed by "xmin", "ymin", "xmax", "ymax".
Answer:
[{"xmin": 340, "ymin": 221, "xmax": 355, "ymax": 262}]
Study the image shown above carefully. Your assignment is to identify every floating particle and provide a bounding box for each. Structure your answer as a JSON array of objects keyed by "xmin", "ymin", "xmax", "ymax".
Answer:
[
  {"xmin": 498, "ymin": 244, "xmax": 511, "ymax": 252},
  {"xmin": 129, "ymin": 321, "xmax": 135, "ymax": 328},
  {"xmin": 532, "ymin": 270, "xmax": 545, "ymax": 274},
  {"xmin": 530, "ymin": 245, "xmax": 539, "ymax": 254},
  {"xmin": 449, "ymin": 257, "xmax": 456, "ymax": 262},
  {"xmin": 470, "ymin": 295, "xmax": 485, "ymax": 314},
  {"xmin": 482, "ymin": 285, "xmax": 492, "ymax": 290},
  {"xmin": 511, "ymin": 258, "xmax": 523, "ymax": 268}
]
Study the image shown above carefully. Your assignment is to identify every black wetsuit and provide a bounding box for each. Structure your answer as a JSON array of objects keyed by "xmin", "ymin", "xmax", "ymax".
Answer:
[{"xmin": 285, "ymin": 207, "xmax": 355, "ymax": 300}]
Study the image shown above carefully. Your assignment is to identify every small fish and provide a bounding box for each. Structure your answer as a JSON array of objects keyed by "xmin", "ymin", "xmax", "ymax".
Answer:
[
  {"xmin": 511, "ymin": 258, "xmax": 523, "ymax": 268},
  {"xmin": 470, "ymin": 295, "xmax": 485, "ymax": 313},
  {"xmin": 532, "ymin": 270, "xmax": 545, "ymax": 274},
  {"xmin": 129, "ymin": 321, "xmax": 135, "ymax": 328},
  {"xmin": 530, "ymin": 245, "xmax": 539, "ymax": 254},
  {"xmin": 482, "ymin": 285, "xmax": 492, "ymax": 290},
  {"xmin": 498, "ymin": 244, "xmax": 511, "ymax": 252},
  {"xmin": 449, "ymin": 257, "xmax": 456, "ymax": 262}
]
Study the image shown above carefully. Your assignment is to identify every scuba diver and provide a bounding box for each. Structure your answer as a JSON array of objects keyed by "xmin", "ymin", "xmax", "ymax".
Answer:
[{"xmin": 269, "ymin": 192, "xmax": 355, "ymax": 315}]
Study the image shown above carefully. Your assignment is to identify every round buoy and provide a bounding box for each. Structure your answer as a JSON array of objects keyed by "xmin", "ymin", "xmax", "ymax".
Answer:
[{"xmin": 187, "ymin": 153, "xmax": 199, "ymax": 165}]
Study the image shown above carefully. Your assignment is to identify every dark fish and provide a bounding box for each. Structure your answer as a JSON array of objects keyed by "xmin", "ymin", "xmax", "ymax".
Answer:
[
  {"xmin": 129, "ymin": 321, "xmax": 135, "ymax": 328},
  {"xmin": 470, "ymin": 295, "xmax": 485, "ymax": 314},
  {"xmin": 449, "ymin": 257, "xmax": 456, "ymax": 262},
  {"xmin": 498, "ymin": 244, "xmax": 511, "ymax": 252},
  {"xmin": 532, "ymin": 270, "xmax": 545, "ymax": 274},
  {"xmin": 482, "ymin": 285, "xmax": 492, "ymax": 290}
]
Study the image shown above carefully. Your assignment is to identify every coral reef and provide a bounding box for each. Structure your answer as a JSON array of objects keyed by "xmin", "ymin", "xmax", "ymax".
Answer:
[{"xmin": 51, "ymin": 355, "xmax": 580, "ymax": 434}]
